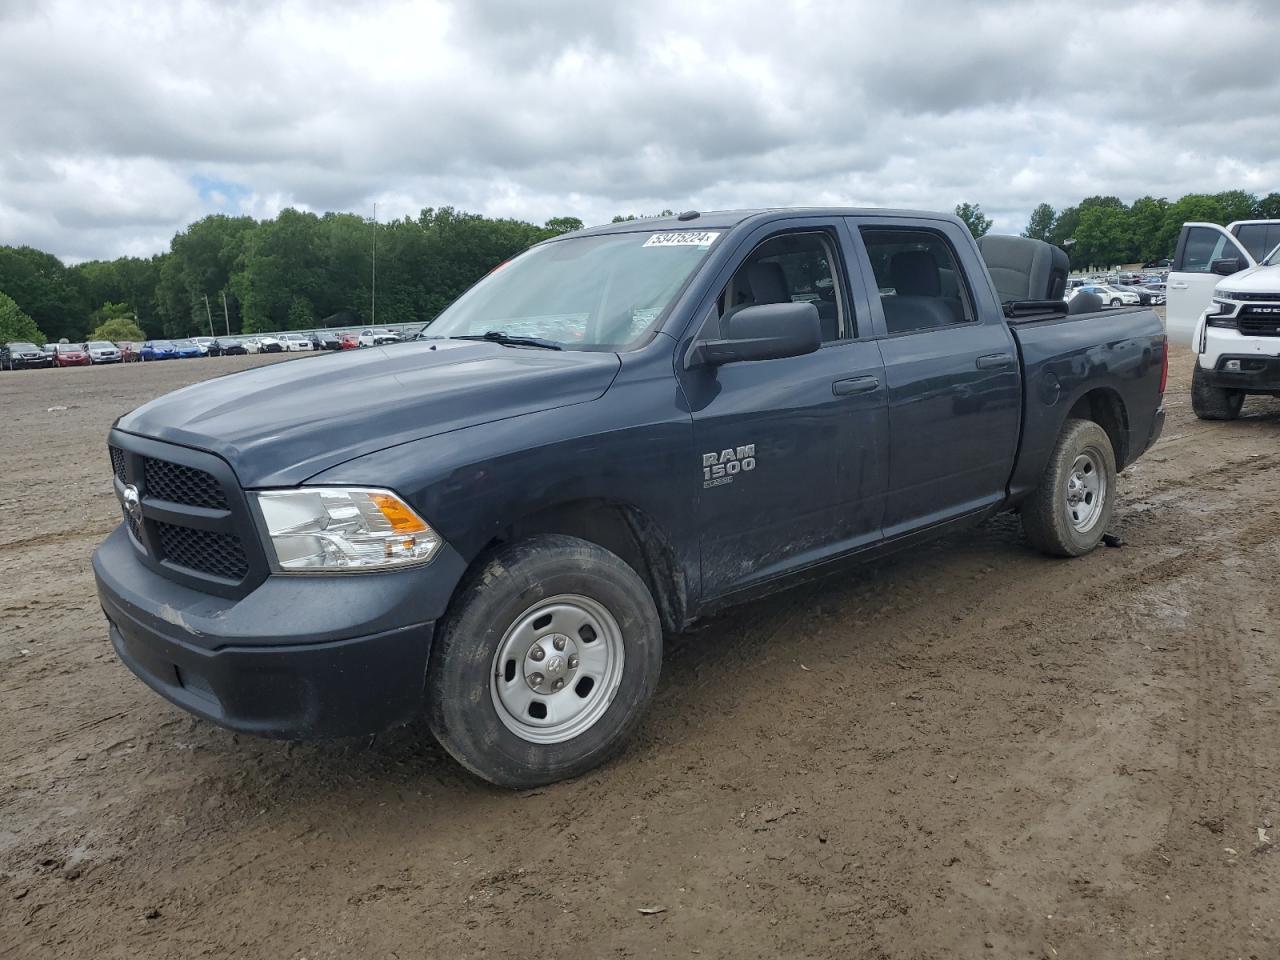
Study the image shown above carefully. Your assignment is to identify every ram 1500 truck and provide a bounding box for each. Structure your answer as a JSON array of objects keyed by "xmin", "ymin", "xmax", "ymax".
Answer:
[
  {"xmin": 1188, "ymin": 236, "xmax": 1280, "ymax": 420},
  {"xmin": 93, "ymin": 209, "xmax": 1166, "ymax": 787}
]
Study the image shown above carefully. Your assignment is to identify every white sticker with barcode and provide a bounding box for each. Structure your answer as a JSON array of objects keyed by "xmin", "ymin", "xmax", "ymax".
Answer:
[{"xmin": 643, "ymin": 231, "xmax": 720, "ymax": 249}]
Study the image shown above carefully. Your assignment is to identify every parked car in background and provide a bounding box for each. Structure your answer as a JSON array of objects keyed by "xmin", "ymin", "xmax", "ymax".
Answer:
[
  {"xmin": 52, "ymin": 343, "xmax": 91, "ymax": 367},
  {"xmin": 171, "ymin": 339, "xmax": 205, "ymax": 359},
  {"xmin": 209, "ymin": 337, "xmax": 248, "ymax": 356},
  {"xmin": 1072, "ymin": 284, "xmax": 1141, "ymax": 307},
  {"xmin": 193, "ymin": 337, "xmax": 216, "ymax": 355},
  {"xmin": 311, "ymin": 330, "xmax": 342, "ymax": 350},
  {"xmin": 255, "ymin": 335, "xmax": 285, "ymax": 354},
  {"xmin": 281, "ymin": 333, "xmax": 313, "ymax": 352},
  {"xmin": 1132, "ymin": 286, "xmax": 1166, "ymax": 305},
  {"xmin": 340, "ymin": 332, "xmax": 361, "ymax": 350},
  {"xmin": 42, "ymin": 344, "xmax": 57, "ymax": 364},
  {"xmin": 86, "ymin": 340, "xmax": 122, "ymax": 364},
  {"xmin": 140, "ymin": 340, "xmax": 178, "ymax": 361},
  {"xmin": 357, "ymin": 328, "xmax": 400, "ymax": 347},
  {"xmin": 2, "ymin": 341, "xmax": 50, "ymax": 369},
  {"xmin": 118, "ymin": 341, "xmax": 140, "ymax": 362}
]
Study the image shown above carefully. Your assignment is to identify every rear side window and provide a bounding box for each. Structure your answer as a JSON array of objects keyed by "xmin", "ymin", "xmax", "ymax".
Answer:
[
  {"xmin": 860, "ymin": 228, "xmax": 974, "ymax": 334},
  {"xmin": 1177, "ymin": 226, "xmax": 1248, "ymax": 273},
  {"xmin": 1232, "ymin": 223, "xmax": 1280, "ymax": 262}
]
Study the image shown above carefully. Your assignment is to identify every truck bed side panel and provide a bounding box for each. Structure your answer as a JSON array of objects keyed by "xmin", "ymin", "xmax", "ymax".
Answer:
[{"xmin": 1007, "ymin": 307, "xmax": 1165, "ymax": 501}]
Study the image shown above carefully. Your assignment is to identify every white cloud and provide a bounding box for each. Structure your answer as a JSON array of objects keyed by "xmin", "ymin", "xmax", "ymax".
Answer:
[{"xmin": 1, "ymin": 0, "xmax": 1277, "ymax": 260}]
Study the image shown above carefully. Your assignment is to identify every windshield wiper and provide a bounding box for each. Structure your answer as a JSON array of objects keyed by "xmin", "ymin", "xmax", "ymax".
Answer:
[{"xmin": 453, "ymin": 331, "xmax": 563, "ymax": 350}]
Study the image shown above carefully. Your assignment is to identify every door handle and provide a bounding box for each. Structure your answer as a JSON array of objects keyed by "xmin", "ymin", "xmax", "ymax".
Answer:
[
  {"xmin": 833, "ymin": 375, "xmax": 880, "ymax": 396},
  {"xmin": 1169, "ymin": 281, "xmax": 1188, "ymax": 289},
  {"xmin": 975, "ymin": 353, "xmax": 1014, "ymax": 370}
]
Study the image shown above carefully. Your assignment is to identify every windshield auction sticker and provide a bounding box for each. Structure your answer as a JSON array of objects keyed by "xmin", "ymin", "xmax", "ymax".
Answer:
[{"xmin": 643, "ymin": 231, "xmax": 721, "ymax": 249}]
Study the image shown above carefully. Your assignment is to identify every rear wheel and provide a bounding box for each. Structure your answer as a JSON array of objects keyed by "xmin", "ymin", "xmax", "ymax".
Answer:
[
  {"xmin": 1191, "ymin": 364, "xmax": 1244, "ymax": 420},
  {"xmin": 1110, "ymin": 297, "xmax": 1121, "ymax": 306},
  {"xmin": 1022, "ymin": 418, "xmax": 1117, "ymax": 557},
  {"xmin": 427, "ymin": 535, "xmax": 662, "ymax": 788}
]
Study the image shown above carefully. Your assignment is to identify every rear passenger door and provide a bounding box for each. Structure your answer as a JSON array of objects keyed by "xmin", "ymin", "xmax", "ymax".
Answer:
[{"xmin": 845, "ymin": 216, "xmax": 1020, "ymax": 539}]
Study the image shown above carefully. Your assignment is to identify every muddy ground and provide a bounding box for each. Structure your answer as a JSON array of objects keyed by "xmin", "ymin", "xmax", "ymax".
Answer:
[{"xmin": 1, "ymin": 338, "xmax": 1278, "ymax": 959}]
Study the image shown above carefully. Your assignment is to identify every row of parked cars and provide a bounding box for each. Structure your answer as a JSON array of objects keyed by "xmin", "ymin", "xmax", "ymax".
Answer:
[
  {"xmin": 1066, "ymin": 272, "xmax": 1169, "ymax": 308},
  {"xmin": 0, "ymin": 327, "xmax": 408, "ymax": 370}
]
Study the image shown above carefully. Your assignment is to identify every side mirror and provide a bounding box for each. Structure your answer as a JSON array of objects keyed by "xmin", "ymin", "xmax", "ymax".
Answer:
[
  {"xmin": 688, "ymin": 302, "xmax": 821, "ymax": 367},
  {"xmin": 1211, "ymin": 257, "xmax": 1243, "ymax": 276}
]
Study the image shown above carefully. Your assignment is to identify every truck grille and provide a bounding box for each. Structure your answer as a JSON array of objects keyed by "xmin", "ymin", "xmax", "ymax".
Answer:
[
  {"xmin": 154, "ymin": 522, "xmax": 250, "ymax": 580},
  {"xmin": 143, "ymin": 457, "xmax": 228, "ymax": 509},
  {"xmin": 107, "ymin": 436, "xmax": 263, "ymax": 596},
  {"xmin": 1237, "ymin": 315, "xmax": 1280, "ymax": 337}
]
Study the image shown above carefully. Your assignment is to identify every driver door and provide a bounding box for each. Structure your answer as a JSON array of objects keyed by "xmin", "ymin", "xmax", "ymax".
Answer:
[{"xmin": 680, "ymin": 219, "xmax": 889, "ymax": 599}]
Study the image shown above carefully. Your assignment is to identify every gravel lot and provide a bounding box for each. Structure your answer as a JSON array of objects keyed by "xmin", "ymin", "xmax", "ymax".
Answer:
[{"xmin": 2, "ymin": 339, "xmax": 1278, "ymax": 959}]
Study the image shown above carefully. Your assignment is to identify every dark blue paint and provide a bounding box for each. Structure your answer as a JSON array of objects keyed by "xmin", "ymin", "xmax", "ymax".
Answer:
[{"xmin": 95, "ymin": 208, "xmax": 1166, "ymax": 738}]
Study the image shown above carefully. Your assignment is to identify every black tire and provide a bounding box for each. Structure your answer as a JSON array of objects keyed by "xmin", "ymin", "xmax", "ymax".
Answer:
[
  {"xmin": 1191, "ymin": 364, "xmax": 1244, "ymax": 421},
  {"xmin": 1110, "ymin": 298, "xmax": 1121, "ymax": 306},
  {"xmin": 1021, "ymin": 418, "xmax": 1117, "ymax": 557},
  {"xmin": 426, "ymin": 534, "xmax": 662, "ymax": 788}
]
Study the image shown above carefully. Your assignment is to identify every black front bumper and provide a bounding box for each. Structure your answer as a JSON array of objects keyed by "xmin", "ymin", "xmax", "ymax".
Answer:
[
  {"xmin": 1201, "ymin": 355, "xmax": 1280, "ymax": 393},
  {"xmin": 93, "ymin": 524, "xmax": 466, "ymax": 738}
]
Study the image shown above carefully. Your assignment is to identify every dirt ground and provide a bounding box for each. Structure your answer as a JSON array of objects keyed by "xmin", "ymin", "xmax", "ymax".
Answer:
[{"xmin": 2, "ymin": 336, "xmax": 1278, "ymax": 960}]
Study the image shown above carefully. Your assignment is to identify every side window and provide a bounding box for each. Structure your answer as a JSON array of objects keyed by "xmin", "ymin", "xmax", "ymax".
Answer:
[
  {"xmin": 1232, "ymin": 223, "xmax": 1280, "ymax": 262},
  {"xmin": 860, "ymin": 228, "xmax": 975, "ymax": 335},
  {"xmin": 1179, "ymin": 226, "xmax": 1247, "ymax": 273},
  {"xmin": 718, "ymin": 231, "xmax": 848, "ymax": 342}
]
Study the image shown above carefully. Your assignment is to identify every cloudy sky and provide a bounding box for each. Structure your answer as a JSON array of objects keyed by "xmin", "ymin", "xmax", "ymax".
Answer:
[{"xmin": 1, "ymin": 0, "xmax": 1276, "ymax": 262}]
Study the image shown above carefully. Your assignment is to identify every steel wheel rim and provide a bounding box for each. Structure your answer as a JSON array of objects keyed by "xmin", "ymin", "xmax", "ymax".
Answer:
[
  {"xmin": 490, "ymin": 593, "xmax": 626, "ymax": 745},
  {"xmin": 1065, "ymin": 449, "xmax": 1106, "ymax": 533}
]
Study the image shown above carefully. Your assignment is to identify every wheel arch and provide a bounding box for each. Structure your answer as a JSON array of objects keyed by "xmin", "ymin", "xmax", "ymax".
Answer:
[
  {"xmin": 470, "ymin": 498, "xmax": 689, "ymax": 634},
  {"xmin": 1066, "ymin": 386, "xmax": 1130, "ymax": 468}
]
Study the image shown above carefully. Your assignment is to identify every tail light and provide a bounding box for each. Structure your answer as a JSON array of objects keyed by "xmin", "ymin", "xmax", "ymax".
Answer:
[{"xmin": 1158, "ymin": 336, "xmax": 1168, "ymax": 395}]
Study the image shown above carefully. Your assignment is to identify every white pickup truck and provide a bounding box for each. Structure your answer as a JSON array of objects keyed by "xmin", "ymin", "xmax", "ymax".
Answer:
[
  {"xmin": 1166, "ymin": 219, "xmax": 1280, "ymax": 420},
  {"xmin": 1167, "ymin": 219, "xmax": 1280, "ymax": 337}
]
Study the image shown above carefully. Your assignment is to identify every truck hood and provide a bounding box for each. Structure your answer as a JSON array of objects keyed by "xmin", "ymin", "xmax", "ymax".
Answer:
[
  {"xmin": 1219, "ymin": 262, "xmax": 1280, "ymax": 296},
  {"xmin": 116, "ymin": 340, "xmax": 621, "ymax": 487}
]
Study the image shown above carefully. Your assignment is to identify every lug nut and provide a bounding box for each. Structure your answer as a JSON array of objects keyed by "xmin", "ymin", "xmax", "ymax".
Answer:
[
  {"xmin": 553, "ymin": 636, "xmax": 566, "ymax": 651},
  {"xmin": 528, "ymin": 646, "xmax": 545, "ymax": 661},
  {"xmin": 529, "ymin": 673, "xmax": 544, "ymax": 687},
  {"xmin": 567, "ymin": 655, "xmax": 579, "ymax": 669},
  {"xmin": 552, "ymin": 678, "xmax": 564, "ymax": 691}
]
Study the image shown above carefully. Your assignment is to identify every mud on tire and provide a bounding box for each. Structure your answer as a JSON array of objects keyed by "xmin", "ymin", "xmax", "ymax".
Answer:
[
  {"xmin": 1021, "ymin": 418, "xmax": 1117, "ymax": 558},
  {"xmin": 425, "ymin": 534, "xmax": 662, "ymax": 788},
  {"xmin": 1191, "ymin": 364, "xmax": 1244, "ymax": 421}
]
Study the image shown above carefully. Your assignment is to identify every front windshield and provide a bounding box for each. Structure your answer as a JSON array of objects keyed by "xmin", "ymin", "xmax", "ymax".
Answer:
[
  {"xmin": 10, "ymin": 342, "xmax": 37, "ymax": 351},
  {"xmin": 174, "ymin": 340, "xmax": 195, "ymax": 347},
  {"xmin": 154, "ymin": 341, "xmax": 175, "ymax": 349},
  {"xmin": 88, "ymin": 341, "xmax": 113, "ymax": 349},
  {"xmin": 424, "ymin": 229, "xmax": 721, "ymax": 349}
]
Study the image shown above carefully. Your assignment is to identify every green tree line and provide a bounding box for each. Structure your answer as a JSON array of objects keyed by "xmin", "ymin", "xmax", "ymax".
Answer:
[
  {"xmin": 0, "ymin": 207, "xmax": 583, "ymax": 343},
  {"xmin": 5, "ymin": 190, "xmax": 1280, "ymax": 343},
  {"xmin": 955, "ymin": 190, "xmax": 1280, "ymax": 268}
]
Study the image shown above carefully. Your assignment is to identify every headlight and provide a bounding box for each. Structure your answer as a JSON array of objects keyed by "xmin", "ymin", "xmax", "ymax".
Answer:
[{"xmin": 253, "ymin": 487, "xmax": 442, "ymax": 572}]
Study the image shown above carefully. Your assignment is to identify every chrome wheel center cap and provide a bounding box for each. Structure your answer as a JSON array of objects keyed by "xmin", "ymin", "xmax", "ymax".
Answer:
[{"xmin": 525, "ymin": 634, "xmax": 580, "ymax": 694}]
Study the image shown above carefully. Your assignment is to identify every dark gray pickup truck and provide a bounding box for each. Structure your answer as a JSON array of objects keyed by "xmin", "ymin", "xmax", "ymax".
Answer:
[{"xmin": 93, "ymin": 208, "xmax": 1166, "ymax": 786}]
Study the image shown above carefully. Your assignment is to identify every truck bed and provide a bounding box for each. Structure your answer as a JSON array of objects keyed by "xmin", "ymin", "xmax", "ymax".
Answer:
[{"xmin": 1005, "ymin": 305, "xmax": 1166, "ymax": 502}]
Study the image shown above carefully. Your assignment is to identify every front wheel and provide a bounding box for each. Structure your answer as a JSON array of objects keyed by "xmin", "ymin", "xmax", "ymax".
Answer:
[
  {"xmin": 1110, "ymin": 298, "xmax": 1121, "ymax": 306},
  {"xmin": 427, "ymin": 535, "xmax": 662, "ymax": 788},
  {"xmin": 1191, "ymin": 364, "xmax": 1244, "ymax": 420},
  {"xmin": 1021, "ymin": 418, "xmax": 1117, "ymax": 557}
]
